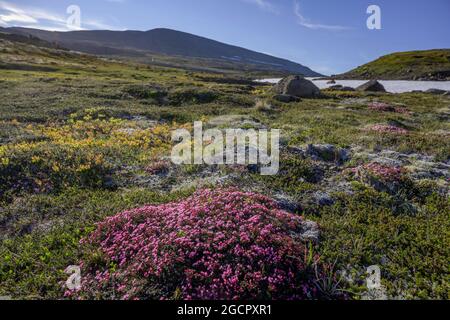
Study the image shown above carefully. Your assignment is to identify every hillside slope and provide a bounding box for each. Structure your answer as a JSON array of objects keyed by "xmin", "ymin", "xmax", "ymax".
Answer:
[
  {"xmin": 2, "ymin": 27, "xmax": 322, "ymax": 76},
  {"xmin": 335, "ymin": 49, "xmax": 450, "ymax": 80}
]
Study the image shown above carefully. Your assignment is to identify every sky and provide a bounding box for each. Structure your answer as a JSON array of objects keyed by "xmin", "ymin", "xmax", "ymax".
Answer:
[{"xmin": 0, "ymin": 0, "xmax": 449, "ymax": 74}]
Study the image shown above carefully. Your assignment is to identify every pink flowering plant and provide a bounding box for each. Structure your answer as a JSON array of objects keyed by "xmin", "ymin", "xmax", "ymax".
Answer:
[
  {"xmin": 368, "ymin": 102, "xmax": 411, "ymax": 114},
  {"xmin": 346, "ymin": 162, "xmax": 407, "ymax": 193},
  {"xmin": 365, "ymin": 124, "xmax": 409, "ymax": 135},
  {"xmin": 350, "ymin": 163, "xmax": 405, "ymax": 181},
  {"xmin": 68, "ymin": 189, "xmax": 341, "ymax": 300}
]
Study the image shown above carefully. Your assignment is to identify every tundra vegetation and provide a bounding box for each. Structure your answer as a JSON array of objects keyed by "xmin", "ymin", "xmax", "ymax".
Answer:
[{"xmin": 0, "ymin": 36, "xmax": 448, "ymax": 300}]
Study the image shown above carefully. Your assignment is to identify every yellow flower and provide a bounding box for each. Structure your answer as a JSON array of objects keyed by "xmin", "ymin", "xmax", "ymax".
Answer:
[
  {"xmin": 52, "ymin": 163, "xmax": 60, "ymax": 172},
  {"xmin": 94, "ymin": 154, "xmax": 104, "ymax": 165},
  {"xmin": 76, "ymin": 164, "xmax": 92, "ymax": 172},
  {"xmin": 1, "ymin": 158, "xmax": 9, "ymax": 166},
  {"xmin": 32, "ymin": 156, "xmax": 42, "ymax": 163}
]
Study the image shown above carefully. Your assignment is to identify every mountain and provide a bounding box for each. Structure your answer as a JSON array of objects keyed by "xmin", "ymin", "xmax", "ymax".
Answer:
[
  {"xmin": 1, "ymin": 27, "xmax": 322, "ymax": 76},
  {"xmin": 334, "ymin": 49, "xmax": 450, "ymax": 81}
]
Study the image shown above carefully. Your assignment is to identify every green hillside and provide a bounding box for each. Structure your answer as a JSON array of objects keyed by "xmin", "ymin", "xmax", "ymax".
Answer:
[{"xmin": 336, "ymin": 49, "xmax": 450, "ymax": 80}]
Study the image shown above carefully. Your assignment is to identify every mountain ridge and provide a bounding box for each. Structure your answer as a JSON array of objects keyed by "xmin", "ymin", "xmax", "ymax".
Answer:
[{"xmin": 1, "ymin": 27, "xmax": 322, "ymax": 76}]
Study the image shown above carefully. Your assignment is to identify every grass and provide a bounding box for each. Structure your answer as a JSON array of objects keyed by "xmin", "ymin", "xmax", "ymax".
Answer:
[{"xmin": 0, "ymin": 37, "xmax": 449, "ymax": 300}]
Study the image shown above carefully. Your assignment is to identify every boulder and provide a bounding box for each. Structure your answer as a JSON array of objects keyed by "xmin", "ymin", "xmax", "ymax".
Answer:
[
  {"xmin": 328, "ymin": 85, "xmax": 355, "ymax": 91},
  {"xmin": 356, "ymin": 80, "xmax": 386, "ymax": 92},
  {"xmin": 273, "ymin": 75, "xmax": 321, "ymax": 98},
  {"xmin": 273, "ymin": 94, "xmax": 301, "ymax": 103},
  {"xmin": 327, "ymin": 79, "xmax": 336, "ymax": 84}
]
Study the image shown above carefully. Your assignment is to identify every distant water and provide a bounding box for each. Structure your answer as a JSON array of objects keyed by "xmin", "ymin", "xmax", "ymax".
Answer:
[{"xmin": 256, "ymin": 78, "xmax": 450, "ymax": 94}]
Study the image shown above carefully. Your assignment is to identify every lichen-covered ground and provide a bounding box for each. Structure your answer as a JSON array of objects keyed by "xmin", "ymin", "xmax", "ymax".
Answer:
[{"xmin": 0, "ymin": 38, "xmax": 449, "ymax": 299}]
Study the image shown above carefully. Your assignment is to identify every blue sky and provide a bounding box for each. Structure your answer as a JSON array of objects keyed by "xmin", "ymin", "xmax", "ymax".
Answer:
[{"xmin": 1, "ymin": 0, "xmax": 449, "ymax": 74}]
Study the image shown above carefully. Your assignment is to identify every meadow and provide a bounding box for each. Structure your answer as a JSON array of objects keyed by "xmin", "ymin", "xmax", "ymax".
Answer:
[{"xmin": 0, "ymin": 37, "xmax": 448, "ymax": 300}]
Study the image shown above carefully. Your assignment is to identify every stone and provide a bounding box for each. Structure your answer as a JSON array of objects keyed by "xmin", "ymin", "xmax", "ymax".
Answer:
[
  {"xmin": 272, "ymin": 75, "xmax": 321, "ymax": 98},
  {"xmin": 299, "ymin": 220, "xmax": 320, "ymax": 243},
  {"xmin": 328, "ymin": 85, "xmax": 355, "ymax": 91},
  {"xmin": 312, "ymin": 191, "xmax": 334, "ymax": 206},
  {"xmin": 273, "ymin": 193, "xmax": 301, "ymax": 213},
  {"xmin": 356, "ymin": 80, "xmax": 386, "ymax": 92}
]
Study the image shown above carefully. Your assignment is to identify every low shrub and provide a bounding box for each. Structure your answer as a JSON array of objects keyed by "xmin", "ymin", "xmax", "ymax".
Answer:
[
  {"xmin": 255, "ymin": 155, "xmax": 322, "ymax": 196},
  {"xmin": 168, "ymin": 88, "xmax": 218, "ymax": 105},
  {"xmin": 345, "ymin": 162, "xmax": 407, "ymax": 194},
  {"xmin": 123, "ymin": 85, "xmax": 167, "ymax": 101},
  {"xmin": 69, "ymin": 189, "xmax": 341, "ymax": 300},
  {"xmin": 368, "ymin": 102, "xmax": 411, "ymax": 114}
]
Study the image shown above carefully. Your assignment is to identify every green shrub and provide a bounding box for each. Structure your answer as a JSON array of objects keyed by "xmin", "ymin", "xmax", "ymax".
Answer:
[{"xmin": 168, "ymin": 88, "xmax": 218, "ymax": 105}]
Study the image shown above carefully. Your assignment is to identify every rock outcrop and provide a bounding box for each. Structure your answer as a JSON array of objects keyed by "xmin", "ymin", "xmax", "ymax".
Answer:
[{"xmin": 273, "ymin": 75, "xmax": 321, "ymax": 98}]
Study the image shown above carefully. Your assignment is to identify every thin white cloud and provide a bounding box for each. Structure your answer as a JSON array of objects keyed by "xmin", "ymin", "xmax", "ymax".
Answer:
[
  {"xmin": 0, "ymin": 12, "xmax": 37, "ymax": 23},
  {"xmin": 0, "ymin": 1, "xmax": 66, "ymax": 26},
  {"xmin": 294, "ymin": 1, "xmax": 350, "ymax": 31},
  {"xmin": 241, "ymin": 0, "xmax": 278, "ymax": 14},
  {"xmin": 0, "ymin": 0, "xmax": 123, "ymax": 31}
]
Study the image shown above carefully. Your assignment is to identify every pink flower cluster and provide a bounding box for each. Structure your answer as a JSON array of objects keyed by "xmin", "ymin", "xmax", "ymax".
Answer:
[
  {"xmin": 365, "ymin": 124, "xmax": 409, "ymax": 134},
  {"xmin": 349, "ymin": 162, "xmax": 405, "ymax": 182},
  {"xmin": 71, "ymin": 189, "xmax": 332, "ymax": 300},
  {"xmin": 368, "ymin": 102, "xmax": 411, "ymax": 114}
]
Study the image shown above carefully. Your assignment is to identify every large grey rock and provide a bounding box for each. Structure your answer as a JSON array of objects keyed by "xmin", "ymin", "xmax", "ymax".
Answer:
[
  {"xmin": 356, "ymin": 80, "xmax": 386, "ymax": 92},
  {"xmin": 273, "ymin": 75, "xmax": 321, "ymax": 98}
]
